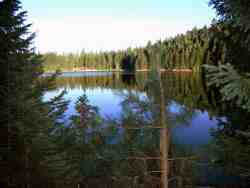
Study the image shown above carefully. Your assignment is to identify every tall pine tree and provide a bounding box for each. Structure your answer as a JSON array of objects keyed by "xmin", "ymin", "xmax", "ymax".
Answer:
[{"xmin": 0, "ymin": 0, "xmax": 67, "ymax": 187}]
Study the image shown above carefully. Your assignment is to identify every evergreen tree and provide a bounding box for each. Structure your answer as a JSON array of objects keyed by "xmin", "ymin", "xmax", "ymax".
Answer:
[
  {"xmin": 0, "ymin": 1, "xmax": 67, "ymax": 187},
  {"xmin": 205, "ymin": 0, "xmax": 250, "ymax": 111},
  {"xmin": 203, "ymin": 0, "xmax": 250, "ymax": 180}
]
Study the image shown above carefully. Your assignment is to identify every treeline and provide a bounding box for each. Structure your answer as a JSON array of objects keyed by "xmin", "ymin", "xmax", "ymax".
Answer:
[
  {"xmin": 43, "ymin": 25, "xmax": 231, "ymax": 72},
  {"xmin": 43, "ymin": 49, "xmax": 139, "ymax": 72}
]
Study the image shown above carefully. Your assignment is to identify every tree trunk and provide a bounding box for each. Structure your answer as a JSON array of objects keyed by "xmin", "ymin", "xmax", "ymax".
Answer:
[{"xmin": 159, "ymin": 71, "xmax": 170, "ymax": 188}]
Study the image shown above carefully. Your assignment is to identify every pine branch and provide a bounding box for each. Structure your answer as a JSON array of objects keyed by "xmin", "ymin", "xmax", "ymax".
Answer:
[{"xmin": 203, "ymin": 63, "xmax": 250, "ymax": 111}]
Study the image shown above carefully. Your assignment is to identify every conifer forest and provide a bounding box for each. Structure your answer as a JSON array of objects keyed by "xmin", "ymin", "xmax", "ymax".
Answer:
[{"xmin": 1, "ymin": 0, "xmax": 250, "ymax": 187}]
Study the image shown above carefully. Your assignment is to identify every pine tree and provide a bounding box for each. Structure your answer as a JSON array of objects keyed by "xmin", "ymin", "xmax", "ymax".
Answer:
[
  {"xmin": 203, "ymin": 0, "xmax": 250, "ymax": 180},
  {"xmin": 0, "ymin": 1, "xmax": 67, "ymax": 187},
  {"xmin": 205, "ymin": 0, "xmax": 250, "ymax": 110}
]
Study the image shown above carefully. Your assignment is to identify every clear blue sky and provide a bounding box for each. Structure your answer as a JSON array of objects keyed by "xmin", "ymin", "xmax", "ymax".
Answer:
[{"xmin": 22, "ymin": 0, "xmax": 216, "ymax": 53}]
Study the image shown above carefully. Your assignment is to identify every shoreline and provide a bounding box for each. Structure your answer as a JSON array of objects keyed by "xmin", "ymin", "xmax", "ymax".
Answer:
[{"xmin": 44, "ymin": 69, "xmax": 193, "ymax": 74}]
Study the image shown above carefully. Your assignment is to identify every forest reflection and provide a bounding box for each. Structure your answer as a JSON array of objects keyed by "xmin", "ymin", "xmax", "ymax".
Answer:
[
  {"xmin": 54, "ymin": 72, "xmax": 215, "ymax": 111},
  {"xmin": 44, "ymin": 72, "xmax": 246, "ymax": 188}
]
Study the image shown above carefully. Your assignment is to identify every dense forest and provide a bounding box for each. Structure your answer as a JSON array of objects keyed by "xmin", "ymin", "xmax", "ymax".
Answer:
[
  {"xmin": 1, "ymin": 0, "xmax": 250, "ymax": 187},
  {"xmin": 43, "ymin": 21, "xmax": 250, "ymax": 73},
  {"xmin": 43, "ymin": 26, "xmax": 228, "ymax": 72}
]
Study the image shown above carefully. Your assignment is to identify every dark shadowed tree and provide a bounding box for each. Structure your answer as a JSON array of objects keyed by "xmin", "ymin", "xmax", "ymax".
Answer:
[
  {"xmin": 203, "ymin": 0, "xmax": 250, "ymax": 181},
  {"xmin": 0, "ymin": 0, "xmax": 67, "ymax": 187}
]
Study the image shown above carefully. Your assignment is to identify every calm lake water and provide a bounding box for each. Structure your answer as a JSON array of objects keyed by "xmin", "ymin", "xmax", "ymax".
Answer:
[{"xmin": 44, "ymin": 72, "xmax": 244, "ymax": 188}]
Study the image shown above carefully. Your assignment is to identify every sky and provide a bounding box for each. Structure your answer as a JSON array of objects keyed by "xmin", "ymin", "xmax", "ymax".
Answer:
[{"xmin": 22, "ymin": 0, "xmax": 216, "ymax": 53}]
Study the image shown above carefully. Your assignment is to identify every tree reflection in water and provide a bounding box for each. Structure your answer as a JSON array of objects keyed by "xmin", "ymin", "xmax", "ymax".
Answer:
[{"xmin": 43, "ymin": 71, "xmax": 248, "ymax": 187}]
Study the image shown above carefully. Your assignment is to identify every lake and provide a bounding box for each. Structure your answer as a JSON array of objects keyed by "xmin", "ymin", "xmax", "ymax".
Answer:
[{"xmin": 44, "ymin": 71, "xmax": 244, "ymax": 188}]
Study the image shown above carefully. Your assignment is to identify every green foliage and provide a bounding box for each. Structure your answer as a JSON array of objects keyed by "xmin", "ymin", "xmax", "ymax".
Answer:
[
  {"xmin": 209, "ymin": 0, "xmax": 250, "ymax": 30},
  {"xmin": 0, "ymin": 0, "xmax": 68, "ymax": 186},
  {"xmin": 2, "ymin": 0, "xmax": 249, "ymax": 186},
  {"xmin": 42, "ymin": 26, "xmax": 227, "ymax": 72},
  {"xmin": 207, "ymin": 0, "xmax": 250, "ymax": 111},
  {"xmin": 204, "ymin": 64, "xmax": 250, "ymax": 111},
  {"xmin": 205, "ymin": 0, "xmax": 250, "ymax": 181}
]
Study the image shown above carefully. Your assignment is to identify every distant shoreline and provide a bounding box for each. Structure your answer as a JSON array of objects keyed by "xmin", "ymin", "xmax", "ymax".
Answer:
[{"xmin": 44, "ymin": 69, "xmax": 193, "ymax": 74}]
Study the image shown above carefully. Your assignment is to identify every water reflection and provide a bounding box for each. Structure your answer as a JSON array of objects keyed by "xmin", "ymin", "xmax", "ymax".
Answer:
[
  {"xmin": 44, "ymin": 72, "xmax": 245, "ymax": 187},
  {"xmin": 121, "ymin": 73, "xmax": 136, "ymax": 86}
]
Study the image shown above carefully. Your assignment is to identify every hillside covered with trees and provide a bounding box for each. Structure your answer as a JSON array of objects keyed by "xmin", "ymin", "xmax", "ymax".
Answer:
[
  {"xmin": 43, "ymin": 25, "xmax": 232, "ymax": 72},
  {"xmin": 43, "ymin": 19, "xmax": 249, "ymax": 74}
]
